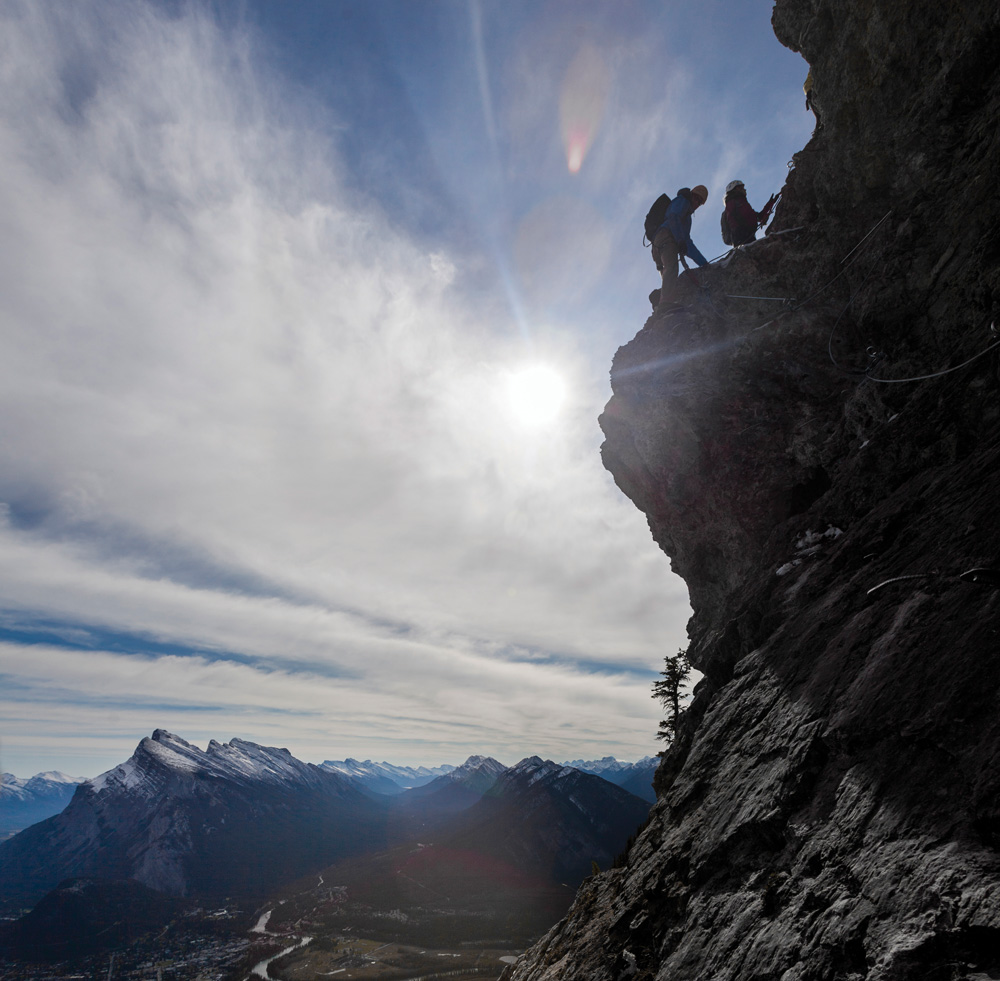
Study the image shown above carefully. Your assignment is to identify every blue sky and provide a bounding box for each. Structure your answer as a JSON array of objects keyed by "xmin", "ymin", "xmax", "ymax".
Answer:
[{"xmin": 0, "ymin": 0, "xmax": 811, "ymax": 777}]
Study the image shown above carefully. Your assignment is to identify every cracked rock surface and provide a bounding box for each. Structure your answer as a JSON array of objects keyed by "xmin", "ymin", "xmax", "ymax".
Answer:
[{"xmin": 504, "ymin": 0, "xmax": 1000, "ymax": 978}]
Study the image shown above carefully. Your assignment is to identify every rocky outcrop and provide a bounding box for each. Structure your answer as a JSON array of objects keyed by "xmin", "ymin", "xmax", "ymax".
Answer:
[{"xmin": 505, "ymin": 1, "xmax": 1000, "ymax": 979}]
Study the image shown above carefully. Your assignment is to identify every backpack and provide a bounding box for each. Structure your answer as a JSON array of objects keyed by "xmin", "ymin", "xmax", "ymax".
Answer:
[
  {"xmin": 720, "ymin": 210, "xmax": 733, "ymax": 246},
  {"xmin": 643, "ymin": 193, "xmax": 671, "ymax": 245},
  {"xmin": 725, "ymin": 197, "xmax": 757, "ymax": 246}
]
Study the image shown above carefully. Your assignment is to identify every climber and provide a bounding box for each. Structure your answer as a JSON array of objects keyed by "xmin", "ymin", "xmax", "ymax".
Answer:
[
  {"xmin": 721, "ymin": 181, "xmax": 777, "ymax": 247},
  {"xmin": 804, "ymin": 68, "xmax": 821, "ymax": 129},
  {"xmin": 649, "ymin": 185, "xmax": 709, "ymax": 309}
]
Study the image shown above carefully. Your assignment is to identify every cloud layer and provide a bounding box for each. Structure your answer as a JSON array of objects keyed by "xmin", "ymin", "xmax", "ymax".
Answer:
[{"xmin": 0, "ymin": 1, "xmax": 696, "ymax": 775}]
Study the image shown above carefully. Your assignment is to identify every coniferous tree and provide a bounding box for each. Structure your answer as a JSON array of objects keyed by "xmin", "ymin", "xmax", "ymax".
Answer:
[{"xmin": 651, "ymin": 648, "xmax": 691, "ymax": 745}]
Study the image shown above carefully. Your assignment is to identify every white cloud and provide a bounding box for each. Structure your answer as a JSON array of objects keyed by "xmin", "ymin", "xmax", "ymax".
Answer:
[
  {"xmin": 0, "ymin": 637, "xmax": 662, "ymax": 776},
  {"xmin": 0, "ymin": 0, "xmax": 687, "ymax": 774}
]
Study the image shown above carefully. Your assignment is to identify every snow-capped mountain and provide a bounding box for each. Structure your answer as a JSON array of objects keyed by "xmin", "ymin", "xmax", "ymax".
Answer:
[
  {"xmin": 0, "ymin": 730, "xmax": 389, "ymax": 905},
  {"xmin": 442, "ymin": 756, "xmax": 652, "ymax": 883},
  {"xmin": 1, "ymin": 772, "xmax": 85, "ymax": 838},
  {"xmin": 562, "ymin": 755, "xmax": 632, "ymax": 775},
  {"xmin": 0, "ymin": 738, "xmax": 653, "ymax": 919},
  {"xmin": 320, "ymin": 758, "xmax": 456, "ymax": 795},
  {"xmin": 399, "ymin": 754, "xmax": 506, "ymax": 800},
  {"xmin": 562, "ymin": 756, "xmax": 658, "ymax": 802},
  {"xmin": 1, "ymin": 771, "xmax": 83, "ymax": 801},
  {"xmin": 434, "ymin": 754, "xmax": 507, "ymax": 793},
  {"xmin": 88, "ymin": 729, "xmax": 336, "ymax": 794},
  {"xmin": 384, "ymin": 755, "xmax": 508, "ymax": 836}
]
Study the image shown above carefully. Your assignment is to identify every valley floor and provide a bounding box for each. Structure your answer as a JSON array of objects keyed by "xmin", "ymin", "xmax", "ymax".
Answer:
[
  {"xmin": 268, "ymin": 936, "xmax": 516, "ymax": 980},
  {"xmin": 0, "ymin": 928, "xmax": 520, "ymax": 981}
]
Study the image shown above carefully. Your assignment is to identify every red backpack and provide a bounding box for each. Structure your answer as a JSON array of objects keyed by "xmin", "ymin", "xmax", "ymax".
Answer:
[{"xmin": 723, "ymin": 196, "xmax": 757, "ymax": 246}]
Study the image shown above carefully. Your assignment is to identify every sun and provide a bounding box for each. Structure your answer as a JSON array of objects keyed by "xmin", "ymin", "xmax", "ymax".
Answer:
[{"xmin": 506, "ymin": 364, "xmax": 567, "ymax": 427}]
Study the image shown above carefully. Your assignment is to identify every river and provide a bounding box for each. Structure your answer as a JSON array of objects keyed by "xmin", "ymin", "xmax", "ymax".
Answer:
[{"xmin": 249, "ymin": 936, "xmax": 312, "ymax": 980}]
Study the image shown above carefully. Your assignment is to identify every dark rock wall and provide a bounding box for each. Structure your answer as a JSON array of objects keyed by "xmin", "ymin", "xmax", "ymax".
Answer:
[{"xmin": 505, "ymin": 0, "xmax": 1000, "ymax": 978}]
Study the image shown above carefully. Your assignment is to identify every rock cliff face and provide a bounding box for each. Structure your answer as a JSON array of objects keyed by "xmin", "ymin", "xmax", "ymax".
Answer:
[{"xmin": 505, "ymin": 1, "xmax": 1000, "ymax": 979}]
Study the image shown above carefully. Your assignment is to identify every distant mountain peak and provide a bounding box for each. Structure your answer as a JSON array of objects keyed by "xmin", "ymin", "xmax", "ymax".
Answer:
[
  {"xmin": 320, "ymin": 758, "xmax": 457, "ymax": 793},
  {"xmin": 1, "ymin": 731, "xmax": 379, "ymax": 903},
  {"xmin": 507, "ymin": 757, "xmax": 579, "ymax": 788},
  {"xmin": 86, "ymin": 730, "xmax": 349, "ymax": 797},
  {"xmin": 29, "ymin": 771, "xmax": 82, "ymax": 785},
  {"xmin": 454, "ymin": 754, "xmax": 505, "ymax": 774},
  {"xmin": 1, "ymin": 771, "xmax": 87, "ymax": 838}
]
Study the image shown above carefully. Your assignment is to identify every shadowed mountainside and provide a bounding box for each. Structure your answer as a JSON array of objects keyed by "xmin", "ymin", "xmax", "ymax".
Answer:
[{"xmin": 236, "ymin": 758, "xmax": 652, "ymax": 951}]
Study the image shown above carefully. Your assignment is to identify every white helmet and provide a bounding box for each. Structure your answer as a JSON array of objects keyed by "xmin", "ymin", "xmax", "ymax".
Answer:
[{"xmin": 726, "ymin": 180, "xmax": 745, "ymax": 193}]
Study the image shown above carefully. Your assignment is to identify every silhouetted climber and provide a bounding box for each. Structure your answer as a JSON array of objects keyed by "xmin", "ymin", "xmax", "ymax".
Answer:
[
  {"xmin": 649, "ymin": 185, "xmax": 708, "ymax": 309},
  {"xmin": 720, "ymin": 180, "xmax": 777, "ymax": 247},
  {"xmin": 804, "ymin": 68, "xmax": 821, "ymax": 129}
]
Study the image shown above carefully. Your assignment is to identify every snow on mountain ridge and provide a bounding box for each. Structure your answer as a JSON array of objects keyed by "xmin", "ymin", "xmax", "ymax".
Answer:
[
  {"xmin": 85, "ymin": 730, "xmax": 340, "ymax": 797},
  {"xmin": 561, "ymin": 755, "xmax": 626, "ymax": 773},
  {"xmin": 27, "ymin": 771, "xmax": 82, "ymax": 786},
  {"xmin": 458, "ymin": 756, "xmax": 507, "ymax": 776},
  {"xmin": 2, "ymin": 772, "xmax": 84, "ymax": 800},
  {"xmin": 0, "ymin": 731, "xmax": 381, "ymax": 902},
  {"xmin": 1, "ymin": 775, "xmax": 31, "ymax": 802},
  {"xmin": 321, "ymin": 758, "xmax": 456, "ymax": 790},
  {"xmin": 88, "ymin": 759, "xmax": 145, "ymax": 794},
  {"xmin": 561, "ymin": 756, "xmax": 658, "ymax": 774},
  {"xmin": 504, "ymin": 757, "xmax": 581, "ymax": 789}
]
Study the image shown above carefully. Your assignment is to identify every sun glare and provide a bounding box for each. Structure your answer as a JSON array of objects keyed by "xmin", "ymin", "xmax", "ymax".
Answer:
[{"xmin": 507, "ymin": 364, "xmax": 567, "ymax": 427}]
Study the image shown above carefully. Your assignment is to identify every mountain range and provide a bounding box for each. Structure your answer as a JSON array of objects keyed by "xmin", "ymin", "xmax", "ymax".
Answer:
[
  {"xmin": 0, "ymin": 751, "xmax": 653, "ymax": 843},
  {"xmin": 560, "ymin": 755, "xmax": 657, "ymax": 802},
  {"xmin": 0, "ymin": 732, "xmax": 652, "ymax": 930},
  {"xmin": 261, "ymin": 755, "xmax": 652, "ymax": 948},
  {"xmin": 0, "ymin": 730, "xmax": 386, "ymax": 905},
  {"xmin": 320, "ymin": 757, "xmax": 456, "ymax": 795},
  {"xmin": 0, "ymin": 772, "xmax": 84, "ymax": 840}
]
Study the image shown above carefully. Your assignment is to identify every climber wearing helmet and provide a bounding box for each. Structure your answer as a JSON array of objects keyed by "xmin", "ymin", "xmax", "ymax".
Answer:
[
  {"xmin": 650, "ymin": 185, "xmax": 709, "ymax": 308},
  {"xmin": 721, "ymin": 180, "xmax": 776, "ymax": 247}
]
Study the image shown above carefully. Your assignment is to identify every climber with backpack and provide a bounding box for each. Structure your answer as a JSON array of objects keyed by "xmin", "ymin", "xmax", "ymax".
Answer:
[
  {"xmin": 645, "ymin": 184, "xmax": 709, "ymax": 309},
  {"xmin": 720, "ymin": 180, "xmax": 777, "ymax": 247}
]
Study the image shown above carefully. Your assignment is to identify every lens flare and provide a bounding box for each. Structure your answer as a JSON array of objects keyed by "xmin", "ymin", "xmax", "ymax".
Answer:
[
  {"xmin": 565, "ymin": 128, "xmax": 588, "ymax": 174},
  {"xmin": 559, "ymin": 43, "xmax": 609, "ymax": 175}
]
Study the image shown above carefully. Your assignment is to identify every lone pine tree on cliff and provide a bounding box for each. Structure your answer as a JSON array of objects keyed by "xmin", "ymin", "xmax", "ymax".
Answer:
[{"xmin": 652, "ymin": 648, "xmax": 691, "ymax": 745}]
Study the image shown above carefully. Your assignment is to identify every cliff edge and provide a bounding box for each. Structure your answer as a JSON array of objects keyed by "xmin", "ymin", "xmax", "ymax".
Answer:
[{"xmin": 505, "ymin": 0, "xmax": 1000, "ymax": 978}]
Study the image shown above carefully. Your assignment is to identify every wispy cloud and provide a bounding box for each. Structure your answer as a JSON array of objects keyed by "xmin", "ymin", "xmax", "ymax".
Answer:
[{"xmin": 0, "ymin": 1, "xmax": 687, "ymax": 775}]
